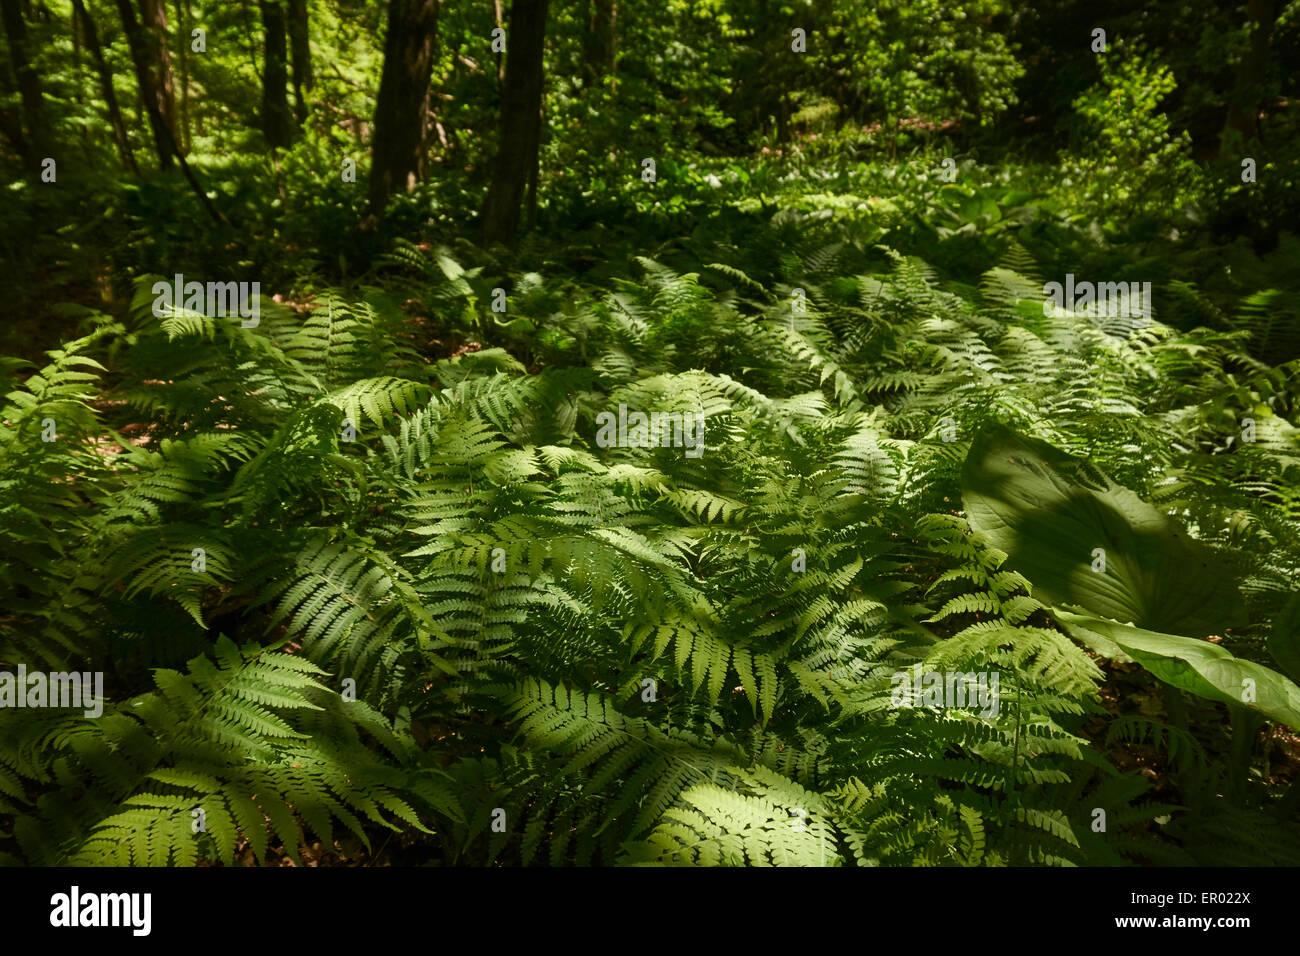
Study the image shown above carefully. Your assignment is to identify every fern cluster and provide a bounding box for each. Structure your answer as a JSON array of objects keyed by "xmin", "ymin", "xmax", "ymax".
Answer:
[{"xmin": 3, "ymin": 221, "xmax": 1298, "ymax": 866}]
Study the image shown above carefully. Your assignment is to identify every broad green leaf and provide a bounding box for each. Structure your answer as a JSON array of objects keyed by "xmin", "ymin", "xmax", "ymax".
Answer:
[
  {"xmin": 962, "ymin": 424, "xmax": 1243, "ymax": 636},
  {"xmin": 1055, "ymin": 610, "xmax": 1300, "ymax": 730}
]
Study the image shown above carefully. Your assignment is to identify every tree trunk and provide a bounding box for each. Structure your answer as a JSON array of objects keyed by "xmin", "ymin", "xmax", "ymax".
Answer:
[
  {"xmin": 73, "ymin": 0, "xmax": 139, "ymax": 174},
  {"xmin": 115, "ymin": 0, "xmax": 173, "ymax": 168},
  {"xmin": 139, "ymin": 0, "xmax": 181, "ymax": 152},
  {"xmin": 368, "ymin": 0, "xmax": 439, "ymax": 214},
  {"xmin": 492, "ymin": 0, "xmax": 504, "ymax": 86},
  {"xmin": 260, "ymin": 0, "xmax": 293, "ymax": 148},
  {"xmin": 288, "ymin": 0, "xmax": 312, "ymax": 127},
  {"xmin": 581, "ymin": 0, "xmax": 615, "ymax": 88},
  {"xmin": 176, "ymin": 0, "xmax": 190, "ymax": 151},
  {"xmin": 479, "ymin": 0, "xmax": 549, "ymax": 246},
  {"xmin": 1, "ymin": 0, "xmax": 50, "ymax": 170},
  {"xmin": 1223, "ymin": 0, "xmax": 1275, "ymax": 145},
  {"xmin": 0, "ymin": 106, "xmax": 33, "ymax": 170},
  {"xmin": 115, "ymin": 0, "xmax": 226, "ymax": 223}
]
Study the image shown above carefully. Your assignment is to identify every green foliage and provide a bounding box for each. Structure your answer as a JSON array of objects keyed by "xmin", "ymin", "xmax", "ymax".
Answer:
[
  {"xmin": 1057, "ymin": 611, "xmax": 1300, "ymax": 730},
  {"xmin": 3, "ymin": 0, "xmax": 1300, "ymax": 870},
  {"xmin": 961, "ymin": 423, "xmax": 1244, "ymax": 636},
  {"xmin": 1, "ymin": 636, "xmax": 457, "ymax": 866},
  {"xmin": 1061, "ymin": 45, "xmax": 1198, "ymax": 219},
  {"xmin": 7, "ymin": 205, "xmax": 1297, "ymax": 867}
]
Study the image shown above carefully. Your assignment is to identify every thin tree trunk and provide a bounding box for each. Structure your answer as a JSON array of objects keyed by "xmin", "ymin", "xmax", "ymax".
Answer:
[
  {"xmin": 1, "ymin": 0, "xmax": 49, "ymax": 170},
  {"xmin": 581, "ymin": 0, "xmax": 615, "ymax": 88},
  {"xmin": 116, "ymin": 0, "xmax": 226, "ymax": 223},
  {"xmin": 479, "ymin": 0, "xmax": 549, "ymax": 246},
  {"xmin": 115, "ymin": 0, "xmax": 172, "ymax": 167},
  {"xmin": 176, "ymin": 0, "xmax": 189, "ymax": 152},
  {"xmin": 73, "ymin": 0, "xmax": 139, "ymax": 175},
  {"xmin": 139, "ymin": 0, "xmax": 181, "ymax": 151},
  {"xmin": 368, "ymin": 0, "xmax": 439, "ymax": 214},
  {"xmin": 288, "ymin": 0, "xmax": 311, "ymax": 127},
  {"xmin": 0, "ymin": 106, "xmax": 33, "ymax": 169},
  {"xmin": 260, "ymin": 0, "xmax": 293, "ymax": 148},
  {"xmin": 493, "ymin": 0, "xmax": 504, "ymax": 86},
  {"xmin": 1223, "ymin": 0, "xmax": 1275, "ymax": 145}
]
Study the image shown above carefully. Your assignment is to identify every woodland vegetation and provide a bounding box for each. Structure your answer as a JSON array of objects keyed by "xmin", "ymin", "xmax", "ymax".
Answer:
[{"xmin": 2, "ymin": 0, "xmax": 1300, "ymax": 867}]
